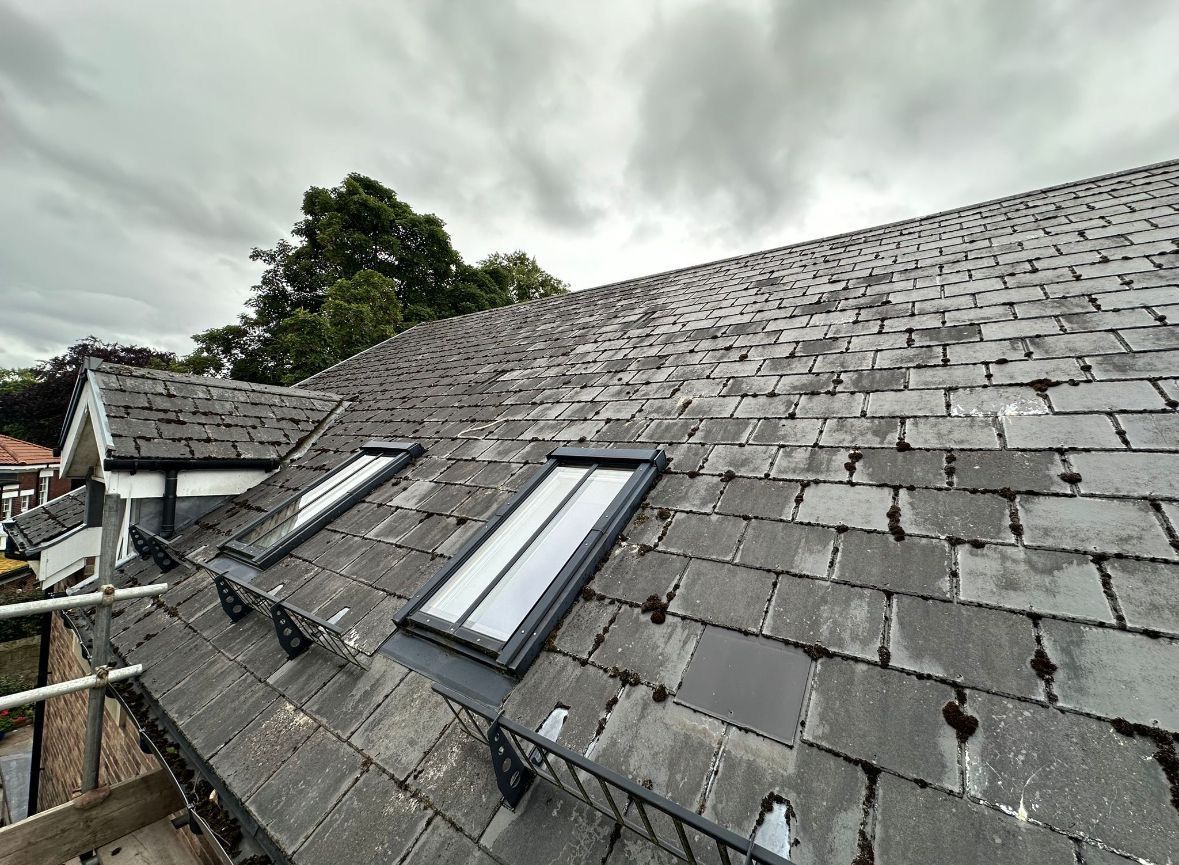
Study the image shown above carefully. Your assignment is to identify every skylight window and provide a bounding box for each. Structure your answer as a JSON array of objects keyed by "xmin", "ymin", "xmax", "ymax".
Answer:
[
  {"xmin": 395, "ymin": 447, "xmax": 666, "ymax": 675},
  {"xmin": 222, "ymin": 441, "xmax": 423, "ymax": 568}
]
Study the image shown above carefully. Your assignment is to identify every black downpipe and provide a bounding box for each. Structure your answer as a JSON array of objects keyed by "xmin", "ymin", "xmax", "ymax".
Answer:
[
  {"xmin": 161, "ymin": 469, "xmax": 179, "ymax": 539},
  {"xmin": 26, "ymin": 605, "xmax": 52, "ymax": 816}
]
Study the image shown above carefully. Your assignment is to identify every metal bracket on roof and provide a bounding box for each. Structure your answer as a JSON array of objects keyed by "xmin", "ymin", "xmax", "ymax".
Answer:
[
  {"xmin": 212, "ymin": 575, "xmax": 252, "ymax": 622},
  {"xmin": 271, "ymin": 605, "xmax": 311, "ymax": 661},
  {"xmin": 128, "ymin": 525, "xmax": 181, "ymax": 573},
  {"xmin": 488, "ymin": 718, "xmax": 534, "ymax": 809}
]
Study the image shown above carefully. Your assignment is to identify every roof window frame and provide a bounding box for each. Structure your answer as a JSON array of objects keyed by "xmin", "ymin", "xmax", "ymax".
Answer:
[
  {"xmin": 394, "ymin": 446, "xmax": 666, "ymax": 676},
  {"xmin": 221, "ymin": 440, "xmax": 423, "ymax": 569}
]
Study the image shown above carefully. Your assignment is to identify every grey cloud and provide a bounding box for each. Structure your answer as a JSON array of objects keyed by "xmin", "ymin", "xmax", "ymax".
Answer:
[
  {"xmin": 1, "ymin": 0, "xmax": 1177, "ymax": 368},
  {"xmin": 0, "ymin": 3, "xmax": 92, "ymax": 100}
]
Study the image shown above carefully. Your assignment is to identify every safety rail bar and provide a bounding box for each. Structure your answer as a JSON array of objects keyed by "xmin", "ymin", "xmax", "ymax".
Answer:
[
  {"xmin": 0, "ymin": 583, "xmax": 168, "ymax": 795},
  {"xmin": 212, "ymin": 571, "xmax": 368, "ymax": 668},
  {"xmin": 433, "ymin": 683, "xmax": 794, "ymax": 865}
]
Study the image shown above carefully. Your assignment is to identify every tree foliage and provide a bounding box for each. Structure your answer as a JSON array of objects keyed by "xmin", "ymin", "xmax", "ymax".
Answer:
[
  {"xmin": 188, "ymin": 173, "xmax": 567, "ymax": 385},
  {"xmin": 477, "ymin": 250, "xmax": 570, "ymax": 303},
  {"xmin": 0, "ymin": 337, "xmax": 177, "ymax": 447}
]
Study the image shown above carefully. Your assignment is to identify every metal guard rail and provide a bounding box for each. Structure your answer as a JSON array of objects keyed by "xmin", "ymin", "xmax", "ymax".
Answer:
[
  {"xmin": 433, "ymin": 683, "xmax": 794, "ymax": 865},
  {"xmin": 125, "ymin": 523, "xmax": 368, "ymax": 669},
  {"xmin": 212, "ymin": 571, "xmax": 369, "ymax": 669}
]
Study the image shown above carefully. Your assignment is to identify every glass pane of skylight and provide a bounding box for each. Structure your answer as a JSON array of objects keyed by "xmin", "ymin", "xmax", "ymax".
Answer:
[
  {"xmin": 420, "ymin": 465, "xmax": 589, "ymax": 623},
  {"xmin": 464, "ymin": 467, "xmax": 633, "ymax": 641},
  {"xmin": 241, "ymin": 453, "xmax": 388, "ymax": 549}
]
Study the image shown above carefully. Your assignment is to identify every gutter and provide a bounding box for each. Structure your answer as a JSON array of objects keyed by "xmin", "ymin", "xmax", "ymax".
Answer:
[{"xmin": 102, "ymin": 457, "xmax": 280, "ymax": 472}]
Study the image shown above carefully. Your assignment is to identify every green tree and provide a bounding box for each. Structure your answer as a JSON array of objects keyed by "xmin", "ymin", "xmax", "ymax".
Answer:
[
  {"xmin": 0, "ymin": 337, "xmax": 177, "ymax": 446},
  {"xmin": 477, "ymin": 250, "xmax": 570, "ymax": 302},
  {"xmin": 188, "ymin": 174, "xmax": 566, "ymax": 385}
]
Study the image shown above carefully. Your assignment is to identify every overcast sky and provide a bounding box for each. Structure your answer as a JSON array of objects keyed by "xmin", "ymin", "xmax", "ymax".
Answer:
[{"xmin": 2, "ymin": 0, "xmax": 1178, "ymax": 368}]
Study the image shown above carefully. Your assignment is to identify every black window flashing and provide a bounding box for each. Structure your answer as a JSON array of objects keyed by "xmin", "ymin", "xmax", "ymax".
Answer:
[
  {"xmin": 220, "ymin": 440, "xmax": 423, "ymax": 569},
  {"xmin": 393, "ymin": 446, "xmax": 666, "ymax": 678}
]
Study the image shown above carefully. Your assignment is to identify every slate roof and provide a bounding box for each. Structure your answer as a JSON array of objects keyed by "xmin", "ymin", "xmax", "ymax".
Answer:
[
  {"xmin": 102, "ymin": 158, "xmax": 1179, "ymax": 865},
  {"xmin": 0, "ymin": 433, "xmax": 57, "ymax": 467},
  {"xmin": 4, "ymin": 487, "xmax": 86, "ymax": 553},
  {"xmin": 88, "ymin": 363, "xmax": 346, "ymax": 464}
]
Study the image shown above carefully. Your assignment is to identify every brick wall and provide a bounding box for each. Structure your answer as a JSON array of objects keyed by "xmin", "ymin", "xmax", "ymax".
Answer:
[
  {"xmin": 39, "ymin": 615, "xmax": 158, "ymax": 807},
  {"xmin": 40, "ymin": 615, "xmax": 225, "ymax": 865}
]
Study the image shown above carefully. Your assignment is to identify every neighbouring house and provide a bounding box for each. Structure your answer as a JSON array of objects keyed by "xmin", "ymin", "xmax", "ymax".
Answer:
[
  {"xmin": 4, "ymin": 158, "xmax": 1179, "ymax": 864},
  {"xmin": 0, "ymin": 435, "xmax": 71, "ymax": 545},
  {"xmin": 2, "ymin": 361, "xmax": 346, "ymax": 590}
]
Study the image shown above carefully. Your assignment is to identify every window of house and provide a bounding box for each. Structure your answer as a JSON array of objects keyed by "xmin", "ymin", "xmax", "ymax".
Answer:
[
  {"xmin": 38, "ymin": 474, "xmax": 51, "ymax": 505},
  {"xmin": 1, "ymin": 496, "xmax": 12, "ymax": 521},
  {"xmin": 395, "ymin": 447, "xmax": 666, "ymax": 675},
  {"xmin": 221, "ymin": 441, "xmax": 424, "ymax": 568},
  {"xmin": 19, "ymin": 493, "xmax": 31, "ymax": 513}
]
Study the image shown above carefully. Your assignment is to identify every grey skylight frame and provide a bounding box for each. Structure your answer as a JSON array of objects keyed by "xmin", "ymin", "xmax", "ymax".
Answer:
[
  {"xmin": 395, "ymin": 446, "xmax": 667, "ymax": 676},
  {"xmin": 221, "ymin": 440, "xmax": 423, "ymax": 569}
]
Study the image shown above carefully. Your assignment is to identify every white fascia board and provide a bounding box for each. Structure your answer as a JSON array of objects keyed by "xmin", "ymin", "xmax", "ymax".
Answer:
[
  {"xmin": 38, "ymin": 526, "xmax": 101, "ymax": 589},
  {"xmin": 104, "ymin": 467, "xmax": 271, "ymax": 499},
  {"xmin": 59, "ymin": 372, "xmax": 111, "ymax": 480}
]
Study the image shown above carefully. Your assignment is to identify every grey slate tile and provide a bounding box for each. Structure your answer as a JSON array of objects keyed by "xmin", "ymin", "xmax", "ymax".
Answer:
[
  {"xmin": 405, "ymin": 819, "xmax": 499, "ymax": 865},
  {"xmin": 716, "ymin": 477, "xmax": 799, "ymax": 519},
  {"xmin": 1018, "ymin": 494, "xmax": 1177, "ymax": 559},
  {"xmin": 1041, "ymin": 620, "xmax": 1179, "ymax": 728},
  {"xmin": 703, "ymin": 733, "xmax": 864, "ymax": 865},
  {"xmin": 1104, "ymin": 558, "xmax": 1179, "ymax": 633},
  {"xmin": 303, "ymin": 653, "xmax": 408, "ymax": 737},
  {"xmin": 1002, "ymin": 413, "xmax": 1125, "ymax": 449},
  {"xmin": 408, "ymin": 723, "xmax": 501, "ymax": 838},
  {"xmin": 480, "ymin": 786, "xmax": 615, "ymax": 865},
  {"xmin": 209, "ymin": 699, "xmax": 318, "ymax": 798},
  {"xmin": 591, "ymin": 547, "xmax": 687, "ymax": 604},
  {"xmin": 1070, "ymin": 451, "xmax": 1179, "ymax": 498},
  {"xmin": 349, "ymin": 671, "xmax": 455, "ymax": 780},
  {"xmin": 247, "ymin": 728, "xmax": 365, "ymax": 851},
  {"xmin": 805, "ymin": 658, "xmax": 960, "ymax": 788},
  {"xmin": 504, "ymin": 652, "xmax": 620, "ymax": 753},
  {"xmin": 950, "ymin": 385, "xmax": 1049, "ymax": 417},
  {"xmin": 965, "ymin": 692, "xmax": 1178, "ymax": 864},
  {"xmin": 294, "ymin": 767, "xmax": 429, "ymax": 865},
  {"xmin": 876, "ymin": 774, "xmax": 1077, "ymax": 865},
  {"xmin": 660, "ymin": 512, "xmax": 746, "ymax": 559},
  {"xmin": 890, "ymin": 597, "xmax": 1042, "ymax": 698},
  {"xmin": 795, "ymin": 482, "xmax": 893, "ymax": 531},
  {"xmin": 904, "ymin": 416, "xmax": 1000, "ymax": 448},
  {"xmin": 1050, "ymin": 380, "xmax": 1168, "ymax": 412},
  {"xmin": 832, "ymin": 531, "xmax": 952, "ymax": 597},
  {"xmin": 596, "ymin": 606, "xmax": 703, "ymax": 685},
  {"xmin": 1118, "ymin": 412, "xmax": 1179, "ymax": 449},
  {"xmin": 764, "ymin": 576, "xmax": 886, "ymax": 659},
  {"xmin": 670, "ymin": 558, "xmax": 774, "ymax": 631},
  {"xmin": 737, "ymin": 519, "xmax": 835, "ymax": 577},
  {"xmin": 595, "ymin": 686, "xmax": 725, "ymax": 805},
  {"xmin": 958, "ymin": 544, "xmax": 1113, "ymax": 621},
  {"xmin": 898, "ymin": 488, "xmax": 1012, "ymax": 542}
]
